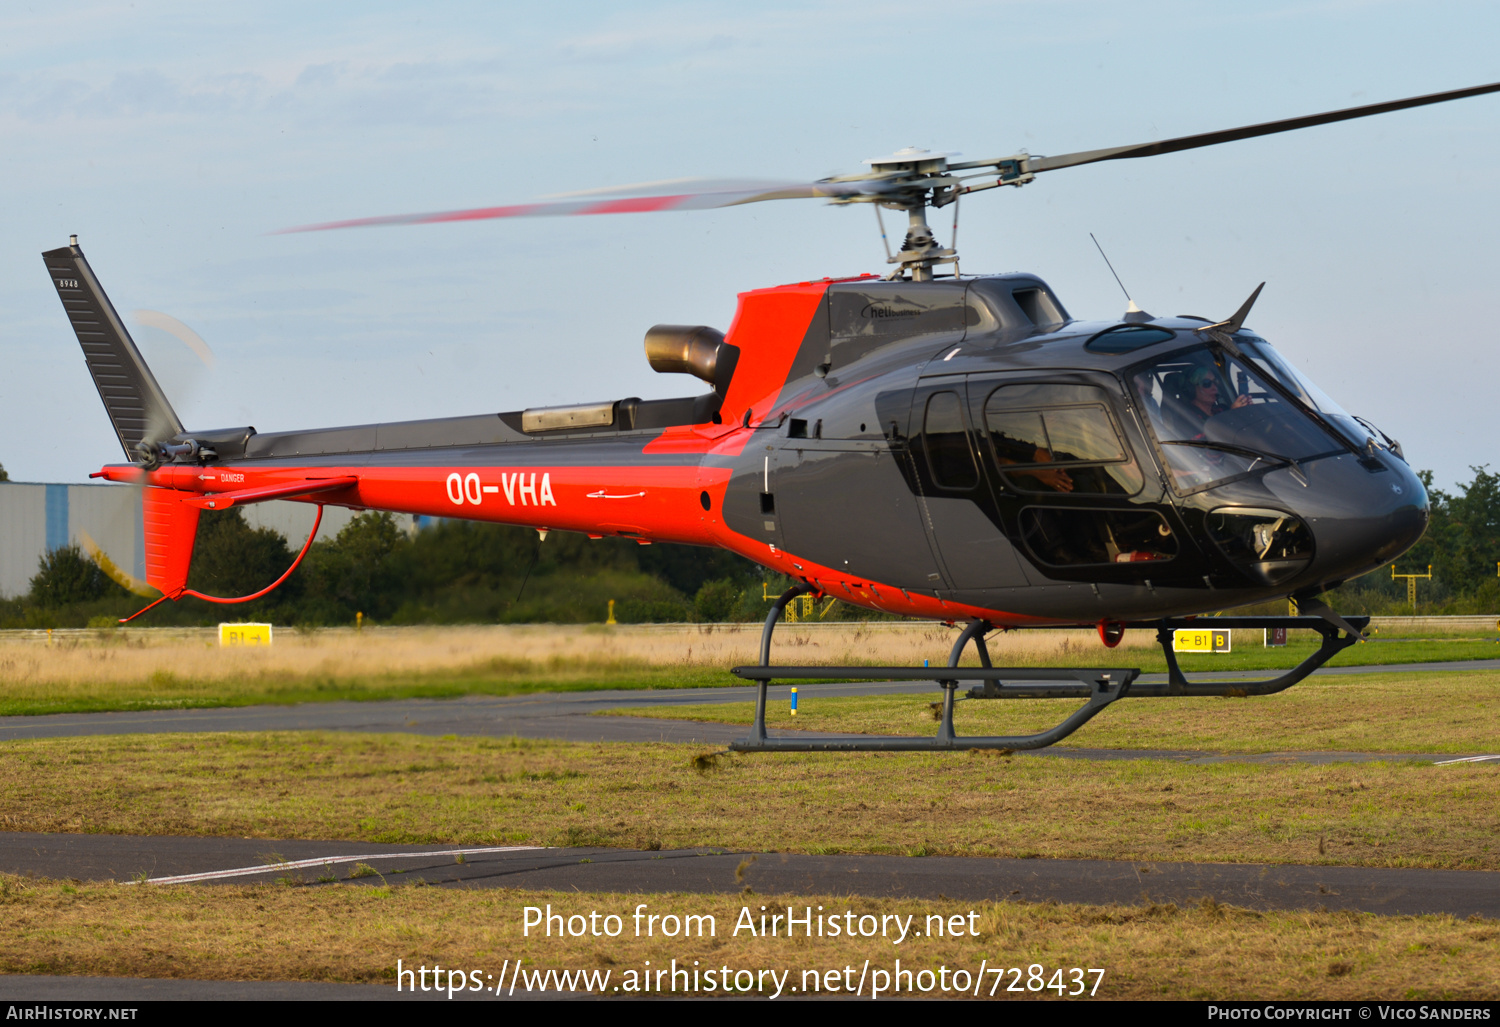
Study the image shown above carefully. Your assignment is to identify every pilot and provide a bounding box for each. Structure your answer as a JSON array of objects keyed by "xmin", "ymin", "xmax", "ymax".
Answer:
[{"xmin": 1184, "ymin": 365, "xmax": 1250, "ymax": 426}]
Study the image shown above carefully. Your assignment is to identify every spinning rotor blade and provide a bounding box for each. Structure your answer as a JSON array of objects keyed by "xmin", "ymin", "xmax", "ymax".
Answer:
[
  {"xmin": 276, "ymin": 177, "xmax": 894, "ymax": 234},
  {"xmin": 1018, "ymin": 80, "xmax": 1500, "ymax": 175},
  {"xmin": 273, "ymin": 78, "xmax": 1500, "ymax": 264},
  {"xmin": 131, "ymin": 310, "xmax": 217, "ymax": 451},
  {"xmin": 134, "ymin": 310, "xmax": 216, "ymax": 369}
]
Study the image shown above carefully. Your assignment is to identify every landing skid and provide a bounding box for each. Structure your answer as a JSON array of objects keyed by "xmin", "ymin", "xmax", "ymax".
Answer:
[{"xmin": 728, "ymin": 587, "xmax": 1368, "ymax": 753}]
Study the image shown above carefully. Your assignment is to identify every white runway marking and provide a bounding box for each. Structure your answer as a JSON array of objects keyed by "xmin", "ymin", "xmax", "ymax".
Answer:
[
  {"xmin": 130, "ymin": 845, "xmax": 549, "ymax": 885},
  {"xmin": 1433, "ymin": 754, "xmax": 1500, "ymax": 765}
]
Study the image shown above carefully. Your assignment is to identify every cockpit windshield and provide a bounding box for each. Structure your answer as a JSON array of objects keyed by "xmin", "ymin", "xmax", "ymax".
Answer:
[
  {"xmin": 1235, "ymin": 334, "xmax": 1379, "ymax": 451},
  {"xmin": 1130, "ymin": 344, "xmax": 1347, "ymax": 492}
]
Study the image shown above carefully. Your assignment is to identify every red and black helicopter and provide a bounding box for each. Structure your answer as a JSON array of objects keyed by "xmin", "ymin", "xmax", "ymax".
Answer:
[{"xmin": 45, "ymin": 82, "xmax": 1498, "ymax": 752}]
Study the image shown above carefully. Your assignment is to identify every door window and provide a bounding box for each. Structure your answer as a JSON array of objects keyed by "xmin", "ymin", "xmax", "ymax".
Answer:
[
  {"xmin": 922, "ymin": 391, "xmax": 979, "ymax": 490},
  {"xmin": 1020, "ymin": 507, "xmax": 1179, "ymax": 566},
  {"xmin": 981, "ymin": 383, "xmax": 1143, "ymax": 496}
]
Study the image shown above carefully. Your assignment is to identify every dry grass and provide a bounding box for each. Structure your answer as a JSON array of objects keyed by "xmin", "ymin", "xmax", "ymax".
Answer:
[
  {"xmin": 605, "ymin": 670, "xmax": 1500, "ymax": 754},
  {"xmin": 0, "ymin": 624, "xmax": 1158, "ymax": 716},
  {"xmin": 0, "ymin": 624, "xmax": 755, "ymax": 685},
  {"xmin": 0, "ymin": 876, "xmax": 1494, "ymax": 999},
  {"xmin": 0, "ymin": 623, "xmax": 1146, "ymax": 685},
  {"xmin": 1, "ymin": 733, "xmax": 1495, "ymax": 869}
]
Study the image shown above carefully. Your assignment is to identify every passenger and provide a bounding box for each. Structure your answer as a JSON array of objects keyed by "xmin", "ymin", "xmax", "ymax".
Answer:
[
  {"xmin": 1009, "ymin": 448, "xmax": 1074, "ymax": 492},
  {"xmin": 990, "ymin": 431, "xmax": 1074, "ymax": 492}
]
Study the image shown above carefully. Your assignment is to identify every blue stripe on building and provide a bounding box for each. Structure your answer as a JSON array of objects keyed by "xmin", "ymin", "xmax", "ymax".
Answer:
[{"xmin": 45, "ymin": 484, "xmax": 69, "ymax": 552}]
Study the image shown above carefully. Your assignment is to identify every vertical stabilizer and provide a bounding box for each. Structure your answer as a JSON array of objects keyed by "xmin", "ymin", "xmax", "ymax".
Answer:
[
  {"xmin": 141, "ymin": 486, "xmax": 200, "ymax": 598},
  {"xmin": 42, "ymin": 239, "xmax": 183, "ymax": 461}
]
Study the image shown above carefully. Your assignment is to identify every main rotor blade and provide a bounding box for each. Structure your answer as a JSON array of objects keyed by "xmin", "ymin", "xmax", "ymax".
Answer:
[
  {"xmin": 275, "ymin": 178, "xmax": 892, "ymax": 234},
  {"xmin": 1024, "ymin": 80, "xmax": 1500, "ymax": 174}
]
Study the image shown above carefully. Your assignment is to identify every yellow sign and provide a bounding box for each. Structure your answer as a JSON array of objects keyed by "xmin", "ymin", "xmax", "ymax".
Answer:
[
  {"xmin": 1173, "ymin": 628, "xmax": 1231, "ymax": 653},
  {"xmin": 219, "ymin": 623, "xmax": 273, "ymax": 646}
]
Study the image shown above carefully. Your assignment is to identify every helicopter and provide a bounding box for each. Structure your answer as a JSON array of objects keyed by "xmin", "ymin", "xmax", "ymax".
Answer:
[{"xmin": 44, "ymin": 81, "xmax": 1498, "ymax": 752}]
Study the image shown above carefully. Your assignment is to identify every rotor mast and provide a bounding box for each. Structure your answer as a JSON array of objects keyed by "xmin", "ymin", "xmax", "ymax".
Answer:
[{"xmin": 848, "ymin": 148, "xmax": 961, "ymax": 281}]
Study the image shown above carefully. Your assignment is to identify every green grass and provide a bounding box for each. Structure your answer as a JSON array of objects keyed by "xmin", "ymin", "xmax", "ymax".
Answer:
[
  {"xmin": 0, "ymin": 662, "xmax": 742, "ymax": 718},
  {"xmin": 0, "ymin": 732, "xmax": 1495, "ymax": 869},
  {"xmin": 1146, "ymin": 634, "xmax": 1500, "ymax": 674},
  {"xmin": 603, "ymin": 670, "xmax": 1500, "ymax": 754},
  {"xmin": 935, "ymin": 633, "xmax": 1500, "ymax": 676}
]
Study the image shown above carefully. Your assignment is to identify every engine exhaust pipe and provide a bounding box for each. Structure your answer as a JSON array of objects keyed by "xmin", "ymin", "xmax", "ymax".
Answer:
[{"xmin": 644, "ymin": 325, "xmax": 738, "ymax": 395}]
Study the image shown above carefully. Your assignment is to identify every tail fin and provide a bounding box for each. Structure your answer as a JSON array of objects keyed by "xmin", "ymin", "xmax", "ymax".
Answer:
[
  {"xmin": 43, "ymin": 238, "xmax": 182, "ymax": 461},
  {"xmin": 141, "ymin": 486, "xmax": 200, "ymax": 598}
]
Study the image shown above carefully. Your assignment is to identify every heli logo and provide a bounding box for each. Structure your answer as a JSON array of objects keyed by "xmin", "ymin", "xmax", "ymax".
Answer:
[
  {"xmin": 861, "ymin": 303, "xmax": 921, "ymax": 320},
  {"xmin": 446, "ymin": 471, "xmax": 555, "ymax": 507},
  {"xmin": 56, "ymin": 278, "xmax": 79, "ymax": 289}
]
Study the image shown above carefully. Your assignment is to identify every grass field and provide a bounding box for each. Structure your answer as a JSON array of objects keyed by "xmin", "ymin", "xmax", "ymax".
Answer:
[
  {"xmin": 3, "ymin": 624, "xmax": 1497, "ymax": 999},
  {"xmin": 2, "ymin": 622, "xmax": 1499, "ymax": 717},
  {"xmin": 1, "ymin": 877, "xmax": 1494, "ymax": 999},
  {"xmin": 1, "ymin": 733, "xmax": 1495, "ymax": 869},
  {"xmin": 603, "ymin": 669, "xmax": 1500, "ymax": 754}
]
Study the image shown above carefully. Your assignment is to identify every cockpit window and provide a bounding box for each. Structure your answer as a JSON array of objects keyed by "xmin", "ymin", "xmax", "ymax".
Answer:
[
  {"xmin": 981, "ymin": 383, "xmax": 1143, "ymax": 496},
  {"xmin": 1130, "ymin": 345, "xmax": 1346, "ymax": 492},
  {"xmin": 1086, "ymin": 324, "xmax": 1175, "ymax": 353}
]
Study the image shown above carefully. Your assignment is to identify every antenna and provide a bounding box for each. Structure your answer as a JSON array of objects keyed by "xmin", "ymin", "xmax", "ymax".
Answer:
[
  {"xmin": 1090, "ymin": 233, "xmax": 1132, "ymax": 303},
  {"xmin": 1090, "ymin": 233, "xmax": 1150, "ymax": 321}
]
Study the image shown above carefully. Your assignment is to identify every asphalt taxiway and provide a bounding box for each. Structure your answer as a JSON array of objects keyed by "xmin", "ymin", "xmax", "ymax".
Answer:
[{"xmin": 5, "ymin": 830, "xmax": 1497, "ymax": 919}]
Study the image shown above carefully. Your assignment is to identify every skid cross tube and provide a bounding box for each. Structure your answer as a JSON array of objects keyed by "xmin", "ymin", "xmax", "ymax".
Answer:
[
  {"xmin": 1139, "ymin": 615, "xmax": 1368, "ymax": 697},
  {"xmin": 746, "ymin": 585, "xmax": 812, "ymax": 745},
  {"xmin": 736, "ymin": 606, "xmax": 1138, "ymax": 751},
  {"xmin": 729, "ymin": 612, "xmax": 1367, "ymax": 753}
]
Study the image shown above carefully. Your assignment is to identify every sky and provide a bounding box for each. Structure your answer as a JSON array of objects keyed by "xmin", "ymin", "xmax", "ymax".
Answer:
[{"xmin": 2, "ymin": 1, "xmax": 1497, "ymax": 491}]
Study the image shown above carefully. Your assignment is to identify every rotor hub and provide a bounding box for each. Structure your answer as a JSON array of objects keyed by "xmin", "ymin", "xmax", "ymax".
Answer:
[{"xmin": 862, "ymin": 147, "xmax": 956, "ymax": 175}]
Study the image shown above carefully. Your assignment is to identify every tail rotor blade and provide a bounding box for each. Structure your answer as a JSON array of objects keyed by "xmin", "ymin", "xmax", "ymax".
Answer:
[
  {"xmin": 133, "ymin": 310, "xmax": 215, "ymax": 369},
  {"xmin": 131, "ymin": 310, "xmax": 218, "ymax": 463}
]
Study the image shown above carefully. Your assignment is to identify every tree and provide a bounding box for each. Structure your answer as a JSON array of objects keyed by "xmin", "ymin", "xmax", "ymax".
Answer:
[
  {"xmin": 187, "ymin": 509, "xmax": 299, "ymax": 600},
  {"xmin": 28, "ymin": 544, "xmax": 121, "ymax": 606},
  {"xmin": 0, "ymin": 463, "xmax": 9, "ymax": 482},
  {"xmin": 1436, "ymin": 466, "xmax": 1500, "ymax": 593},
  {"xmin": 301, "ymin": 512, "xmax": 409, "ymax": 619},
  {"xmin": 637, "ymin": 542, "xmax": 758, "ymax": 598}
]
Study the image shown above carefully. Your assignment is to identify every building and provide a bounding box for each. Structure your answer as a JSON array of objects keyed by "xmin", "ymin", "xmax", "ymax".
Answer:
[{"xmin": 0, "ymin": 481, "xmax": 364, "ymax": 598}]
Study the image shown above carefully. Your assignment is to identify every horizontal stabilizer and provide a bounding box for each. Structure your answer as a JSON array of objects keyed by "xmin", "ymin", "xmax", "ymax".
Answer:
[{"xmin": 186, "ymin": 476, "xmax": 359, "ymax": 511}]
